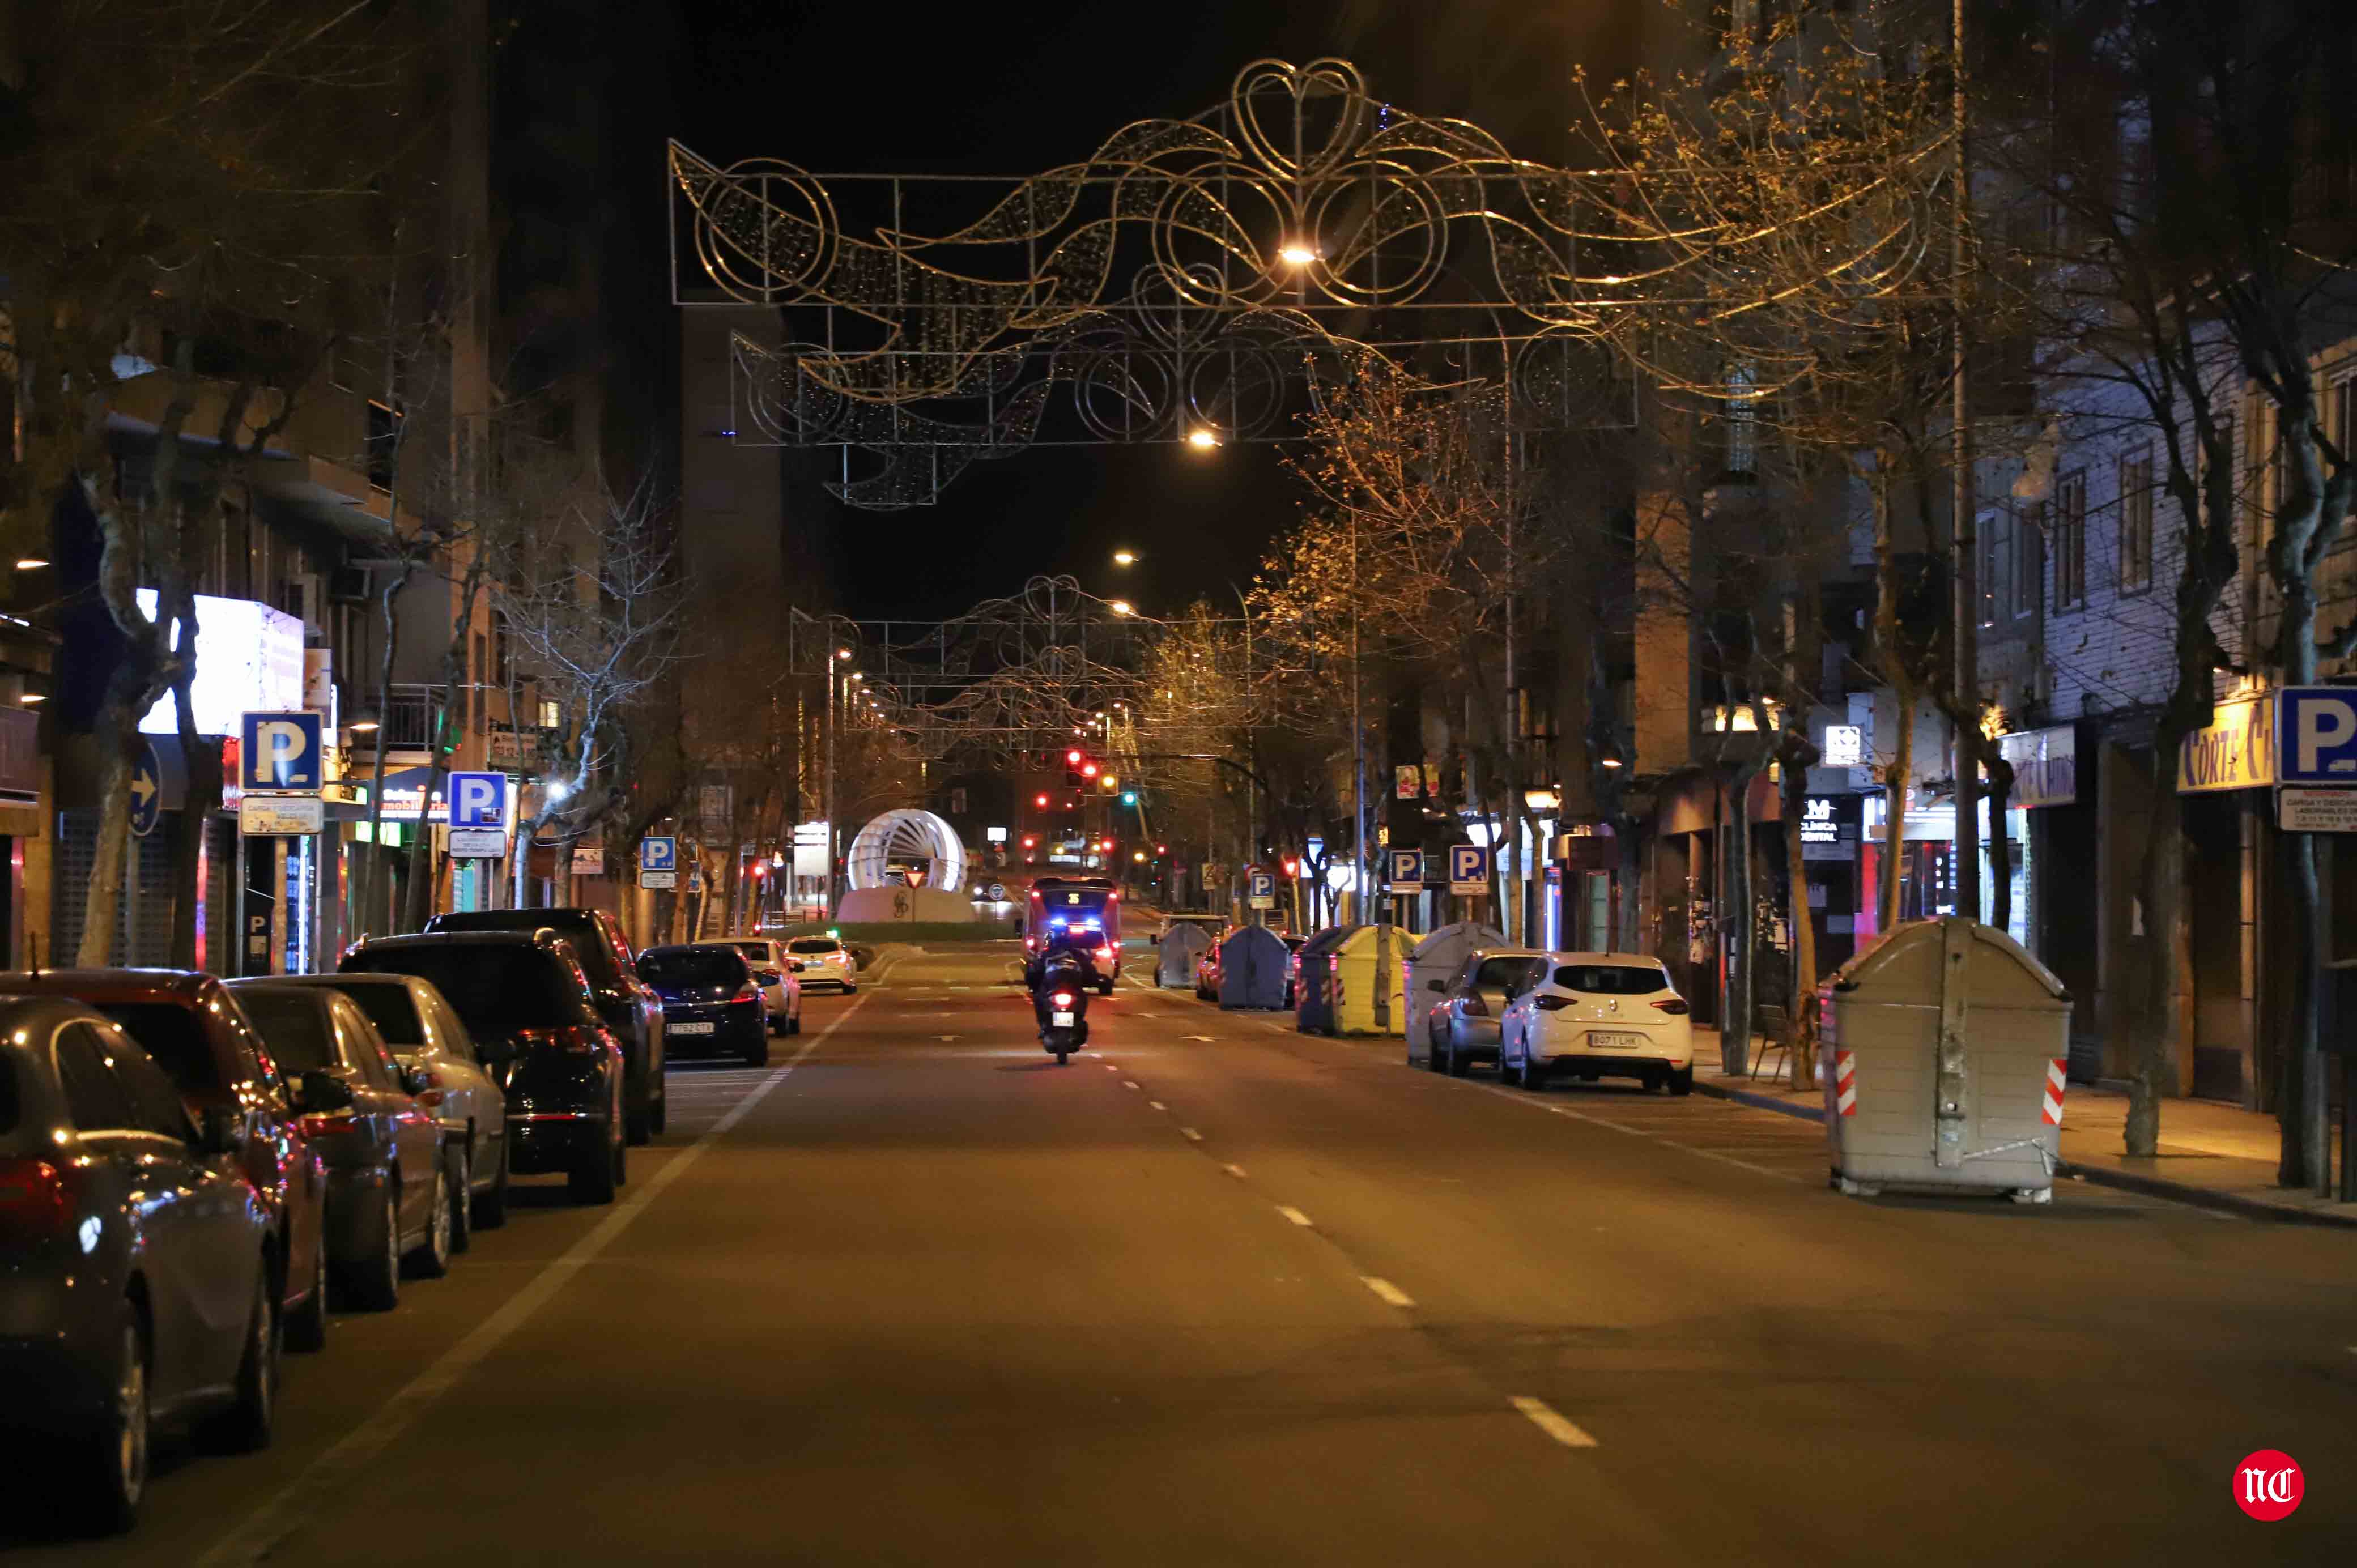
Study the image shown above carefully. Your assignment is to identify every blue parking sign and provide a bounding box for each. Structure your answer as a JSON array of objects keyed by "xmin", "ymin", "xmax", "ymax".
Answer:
[
  {"xmin": 1449, "ymin": 843, "xmax": 1491, "ymax": 893},
  {"xmin": 640, "ymin": 836, "xmax": 677, "ymax": 872},
  {"xmin": 2278, "ymin": 688, "xmax": 2357, "ymax": 783},
  {"xmin": 448, "ymin": 772, "xmax": 507, "ymax": 828},
  {"xmin": 239, "ymin": 711, "xmax": 322, "ymax": 792},
  {"xmin": 1388, "ymin": 849, "xmax": 1424, "ymax": 888}
]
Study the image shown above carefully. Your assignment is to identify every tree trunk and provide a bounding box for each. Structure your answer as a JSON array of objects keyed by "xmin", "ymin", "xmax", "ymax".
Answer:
[
  {"xmin": 1881, "ymin": 688, "xmax": 1915, "ymax": 936},
  {"xmin": 2126, "ymin": 736, "xmax": 2188, "ymax": 1156},
  {"xmin": 1780, "ymin": 742, "xmax": 1820, "ymax": 1090},
  {"xmin": 1723, "ymin": 755, "xmax": 1762, "ymax": 1076}
]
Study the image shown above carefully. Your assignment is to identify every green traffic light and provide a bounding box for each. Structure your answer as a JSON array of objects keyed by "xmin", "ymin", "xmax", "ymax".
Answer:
[{"xmin": 1121, "ymin": 791, "xmax": 1138, "ymax": 805}]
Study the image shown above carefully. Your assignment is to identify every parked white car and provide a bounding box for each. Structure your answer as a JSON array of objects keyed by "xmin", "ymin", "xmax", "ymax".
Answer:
[
  {"xmin": 719, "ymin": 935, "xmax": 805, "ymax": 1034},
  {"xmin": 1497, "ymin": 953, "xmax": 1694, "ymax": 1095},
  {"xmin": 785, "ymin": 934, "xmax": 859, "ymax": 992},
  {"xmin": 274, "ymin": 972, "xmax": 513, "ymax": 1228}
]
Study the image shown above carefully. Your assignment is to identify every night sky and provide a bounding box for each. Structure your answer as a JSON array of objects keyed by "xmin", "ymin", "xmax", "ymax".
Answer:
[{"xmin": 663, "ymin": 0, "xmax": 1640, "ymax": 623}]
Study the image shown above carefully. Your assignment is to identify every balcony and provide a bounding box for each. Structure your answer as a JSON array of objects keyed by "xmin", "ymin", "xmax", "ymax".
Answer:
[{"xmin": 352, "ymin": 683, "xmax": 449, "ymax": 753}]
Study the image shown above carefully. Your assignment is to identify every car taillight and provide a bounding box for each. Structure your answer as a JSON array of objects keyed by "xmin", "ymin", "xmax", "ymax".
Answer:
[
  {"xmin": 1096, "ymin": 947, "xmax": 1112, "ymax": 963},
  {"xmin": 0, "ymin": 1157, "xmax": 71, "ymax": 1245},
  {"xmin": 1461, "ymin": 996, "xmax": 1487, "ymax": 1017},
  {"xmin": 1533, "ymin": 995, "xmax": 1571, "ymax": 1011},
  {"xmin": 551, "ymin": 1025, "xmax": 604, "ymax": 1054},
  {"xmin": 732, "ymin": 986, "xmax": 762, "ymax": 1004},
  {"xmin": 1651, "ymin": 998, "xmax": 1690, "ymax": 1015},
  {"xmin": 1050, "ymin": 991, "xmax": 1075, "ymax": 1008},
  {"xmin": 299, "ymin": 1113, "xmax": 358, "ymax": 1137}
]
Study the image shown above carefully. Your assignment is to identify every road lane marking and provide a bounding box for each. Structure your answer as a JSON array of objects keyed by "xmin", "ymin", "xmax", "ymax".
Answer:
[
  {"xmin": 1457, "ymin": 1077, "xmax": 1805, "ymax": 1183},
  {"xmin": 1361, "ymin": 1276, "xmax": 1415, "ymax": 1308},
  {"xmin": 1148, "ymin": 1100, "xmax": 1167, "ymax": 1111},
  {"xmin": 1277, "ymin": 1205, "xmax": 1313, "ymax": 1226},
  {"xmin": 1223, "ymin": 1163, "xmax": 1249, "ymax": 1178},
  {"xmin": 195, "ymin": 996, "xmax": 871, "ymax": 1568},
  {"xmin": 1180, "ymin": 1127, "xmax": 1203, "ymax": 1141},
  {"xmin": 1123, "ymin": 1080, "xmax": 1141, "ymax": 1090},
  {"xmin": 1511, "ymin": 1396, "xmax": 1599, "ymax": 1449},
  {"xmin": 1104, "ymin": 1064, "xmax": 1120, "ymax": 1071}
]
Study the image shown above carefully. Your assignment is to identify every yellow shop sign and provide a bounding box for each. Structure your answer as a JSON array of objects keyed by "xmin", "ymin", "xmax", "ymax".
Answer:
[{"xmin": 2178, "ymin": 697, "xmax": 2275, "ymax": 794}]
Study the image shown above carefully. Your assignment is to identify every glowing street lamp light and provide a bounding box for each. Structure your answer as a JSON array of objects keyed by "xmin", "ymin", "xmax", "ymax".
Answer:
[
  {"xmin": 1112, "ymin": 549, "xmax": 1138, "ymax": 566},
  {"xmin": 1185, "ymin": 427, "xmax": 1219, "ymax": 450},
  {"xmin": 1109, "ymin": 600, "xmax": 1135, "ymax": 617},
  {"xmin": 1277, "ymin": 242, "xmax": 1318, "ymax": 267},
  {"xmin": 835, "ymin": 646, "xmax": 853, "ymax": 660}
]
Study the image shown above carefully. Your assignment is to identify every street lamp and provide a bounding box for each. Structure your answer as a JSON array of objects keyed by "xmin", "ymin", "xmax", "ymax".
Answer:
[
  {"xmin": 1185, "ymin": 427, "xmax": 1219, "ymax": 450},
  {"xmin": 1278, "ymin": 242, "xmax": 1318, "ymax": 267},
  {"xmin": 1112, "ymin": 550, "xmax": 1138, "ymax": 567},
  {"xmin": 1109, "ymin": 600, "xmax": 1135, "ymax": 617}
]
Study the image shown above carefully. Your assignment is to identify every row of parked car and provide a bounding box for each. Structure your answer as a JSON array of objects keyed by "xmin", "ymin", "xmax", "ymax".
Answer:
[{"xmin": 0, "ymin": 907, "xmax": 861, "ymax": 1537}]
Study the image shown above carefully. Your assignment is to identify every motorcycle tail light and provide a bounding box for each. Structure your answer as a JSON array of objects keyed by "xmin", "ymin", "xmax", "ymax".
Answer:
[
  {"xmin": 1650, "ymin": 998, "xmax": 1691, "ymax": 1015},
  {"xmin": 1050, "ymin": 991, "xmax": 1075, "ymax": 1008}
]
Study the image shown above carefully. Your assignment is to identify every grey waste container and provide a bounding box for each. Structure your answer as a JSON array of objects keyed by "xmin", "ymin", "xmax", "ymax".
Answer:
[
  {"xmin": 1155, "ymin": 923, "xmax": 1210, "ymax": 988},
  {"xmin": 1822, "ymin": 917, "xmax": 2073, "ymax": 1203}
]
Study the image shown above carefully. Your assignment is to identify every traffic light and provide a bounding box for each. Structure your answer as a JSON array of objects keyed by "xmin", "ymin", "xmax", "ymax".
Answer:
[
  {"xmin": 1035, "ymin": 793, "xmax": 1049, "ymax": 808},
  {"xmin": 1080, "ymin": 760, "xmax": 1099, "ymax": 780},
  {"xmin": 1066, "ymin": 748, "xmax": 1082, "ymax": 765},
  {"xmin": 1121, "ymin": 790, "xmax": 1138, "ymax": 806}
]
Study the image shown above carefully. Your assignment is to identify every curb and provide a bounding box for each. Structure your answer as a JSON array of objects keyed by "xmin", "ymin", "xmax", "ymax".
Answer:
[
  {"xmin": 1694, "ymin": 1077, "xmax": 2357, "ymax": 1226},
  {"xmin": 1695, "ymin": 1077, "xmax": 1826, "ymax": 1123}
]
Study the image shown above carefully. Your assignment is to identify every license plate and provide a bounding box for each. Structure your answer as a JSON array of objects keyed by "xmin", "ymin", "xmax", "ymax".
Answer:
[
  {"xmin": 1051, "ymin": 1011, "xmax": 1075, "ymax": 1027},
  {"xmin": 672, "ymin": 1021, "xmax": 715, "ymax": 1035},
  {"xmin": 1589, "ymin": 1031, "xmax": 1646, "ymax": 1050}
]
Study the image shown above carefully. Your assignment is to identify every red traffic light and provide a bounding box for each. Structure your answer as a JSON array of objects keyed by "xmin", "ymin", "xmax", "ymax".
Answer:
[
  {"xmin": 1080, "ymin": 761, "xmax": 1099, "ymax": 778},
  {"xmin": 1035, "ymin": 793, "xmax": 1049, "ymax": 807},
  {"xmin": 1282, "ymin": 858, "xmax": 1298, "ymax": 876},
  {"xmin": 1021, "ymin": 836, "xmax": 1036, "ymax": 848},
  {"xmin": 1066, "ymin": 748, "xmax": 1082, "ymax": 765},
  {"xmin": 1099, "ymin": 838, "xmax": 1114, "ymax": 852},
  {"xmin": 1156, "ymin": 843, "xmax": 1168, "ymax": 854}
]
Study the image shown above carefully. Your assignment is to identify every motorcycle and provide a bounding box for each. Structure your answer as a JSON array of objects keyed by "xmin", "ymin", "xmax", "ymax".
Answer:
[{"xmin": 1036, "ymin": 956, "xmax": 1091, "ymax": 1065}]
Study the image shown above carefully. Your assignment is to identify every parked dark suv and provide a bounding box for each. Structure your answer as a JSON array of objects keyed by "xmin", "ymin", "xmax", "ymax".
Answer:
[
  {"xmin": 342, "ymin": 931, "xmax": 629, "ymax": 1204},
  {"xmin": 0, "ymin": 969, "xmax": 333, "ymax": 1355},
  {"xmin": 423, "ymin": 908, "xmax": 666, "ymax": 1143}
]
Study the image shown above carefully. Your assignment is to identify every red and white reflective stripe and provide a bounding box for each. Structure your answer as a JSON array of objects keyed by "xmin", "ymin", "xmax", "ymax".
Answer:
[
  {"xmin": 2041, "ymin": 1058, "xmax": 2068, "ymax": 1126},
  {"xmin": 1833, "ymin": 1050, "xmax": 1857, "ymax": 1117}
]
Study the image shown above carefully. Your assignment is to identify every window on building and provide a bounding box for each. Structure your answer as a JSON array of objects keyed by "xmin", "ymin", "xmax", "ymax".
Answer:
[
  {"xmin": 2012, "ymin": 501, "xmax": 2042, "ymax": 617},
  {"xmin": 1724, "ymin": 363, "xmax": 1758, "ymax": 476},
  {"xmin": 2119, "ymin": 451, "xmax": 2154, "ymax": 593},
  {"xmin": 2056, "ymin": 471, "xmax": 2087, "ymax": 608},
  {"xmin": 364, "ymin": 400, "xmax": 402, "ymax": 493}
]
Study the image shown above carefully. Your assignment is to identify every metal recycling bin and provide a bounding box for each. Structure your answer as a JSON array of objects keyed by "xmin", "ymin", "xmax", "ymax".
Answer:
[
  {"xmin": 1403, "ymin": 922, "xmax": 1505, "ymax": 1064},
  {"xmin": 1328, "ymin": 924, "xmax": 1407, "ymax": 1037},
  {"xmin": 1293, "ymin": 927, "xmax": 1357, "ymax": 1033},
  {"xmin": 1821, "ymin": 917, "xmax": 2073, "ymax": 1203}
]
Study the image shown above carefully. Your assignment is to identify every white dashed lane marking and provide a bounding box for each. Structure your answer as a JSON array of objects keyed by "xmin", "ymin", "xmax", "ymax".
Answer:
[
  {"xmin": 1511, "ymin": 1396, "xmax": 1599, "ymax": 1450},
  {"xmin": 1276, "ymin": 1205, "xmax": 1313, "ymax": 1227},
  {"xmin": 1360, "ymin": 1276, "xmax": 1415, "ymax": 1309}
]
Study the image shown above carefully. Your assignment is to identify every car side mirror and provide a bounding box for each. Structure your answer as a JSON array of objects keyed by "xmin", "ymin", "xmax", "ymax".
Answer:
[
  {"xmin": 196, "ymin": 1107, "xmax": 243, "ymax": 1156},
  {"xmin": 399, "ymin": 1064, "xmax": 431, "ymax": 1097},
  {"xmin": 297, "ymin": 1070, "xmax": 355, "ymax": 1113}
]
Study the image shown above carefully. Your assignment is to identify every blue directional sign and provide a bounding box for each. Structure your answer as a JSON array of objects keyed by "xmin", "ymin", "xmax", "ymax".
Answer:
[
  {"xmin": 129, "ymin": 741, "xmax": 164, "ymax": 838},
  {"xmin": 1449, "ymin": 842, "xmax": 1492, "ymax": 893},
  {"xmin": 1388, "ymin": 849, "xmax": 1425, "ymax": 888},
  {"xmin": 448, "ymin": 772, "xmax": 508, "ymax": 829},
  {"xmin": 2277, "ymin": 688, "xmax": 2357, "ymax": 785},
  {"xmin": 639, "ymin": 836, "xmax": 678, "ymax": 872},
  {"xmin": 239, "ymin": 710, "xmax": 323, "ymax": 792}
]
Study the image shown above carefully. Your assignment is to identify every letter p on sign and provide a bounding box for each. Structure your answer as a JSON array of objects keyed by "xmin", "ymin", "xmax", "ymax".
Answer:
[{"xmin": 2298, "ymin": 696, "xmax": 2357, "ymax": 775}]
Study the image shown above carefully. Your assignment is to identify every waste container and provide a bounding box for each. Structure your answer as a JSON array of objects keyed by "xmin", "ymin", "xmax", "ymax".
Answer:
[
  {"xmin": 1327, "ymin": 925, "xmax": 1408, "ymax": 1037},
  {"xmin": 1216, "ymin": 924, "xmax": 1291, "ymax": 1009},
  {"xmin": 1403, "ymin": 922, "xmax": 1505, "ymax": 1065},
  {"xmin": 1822, "ymin": 917, "xmax": 2073, "ymax": 1203},
  {"xmin": 1155, "ymin": 922, "xmax": 1211, "ymax": 988},
  {"xmin": 1292, "ymin": 927, "xmax": 1357, "ymax": 1033}
]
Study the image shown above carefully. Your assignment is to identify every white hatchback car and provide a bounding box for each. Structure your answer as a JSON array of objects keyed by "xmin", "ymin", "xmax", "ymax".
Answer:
[
  {"xmin": 1497, "ymin": 952, "xmax": 1694, "ymax": 1095},
  {"xmin": 718, "ymin": 935, "xmax": 805, "ymax": 1034},
  {"xmin": 785, "ymin": 934, "xmax": 859, "ymax": 993}
]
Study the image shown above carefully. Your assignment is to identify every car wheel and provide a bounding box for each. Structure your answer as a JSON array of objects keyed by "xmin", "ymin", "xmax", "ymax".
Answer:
[
  {"xmin": 1447, "ymin": 1043, "xmax": 1470, "ymax": 1078},
  {"xmin": 77, "ymin": 1301, "xmax": 147, "ymax": 1534},
  {"xmin": 1518, "ymin": 1050, "xmax": 1546, "ymax": 1091},
  {"xmin": 342, "ymin": 1179, "xmax": 402, "ymax": 1311},
  {"xmin": 651, "ymin": 1077, "xmax": 668, "ymax": 1135},
  {"xmin": 444, "ymin": 1145, "xmax": 473, "ymax": 1256},
  {"xmin": 283, "ymin": 1230, "xmax": 327, "ymax": 1353},
  {"xmin": 406, "ymin": 1159, "xmax": 452, "ymax": 1279},
  {"xmin": 1668, "ymin": 1066, "xmax": 1694, "ymax": 1097},
  {"xmin": 787, "ymin": 1008, "xmax": 801, "ymax": 1036},
  {"xmin": 474, "ymin": 1134, "xmax": 510, "ymax": 1230},
  {"xmin": 742, "ymin": 1026, "xmax": 769, "ymax": 1068},
  {"xmin": 1098, "ymin": 979, "xmax": 1113, "ymax": 997},
  {"xmin": 569, "ymin": 1122, "xmax": 619, "ymax": 1205},
  {"xmin": 205, "ymin": 1262, "xmax": 279, "ymax": 1453}
]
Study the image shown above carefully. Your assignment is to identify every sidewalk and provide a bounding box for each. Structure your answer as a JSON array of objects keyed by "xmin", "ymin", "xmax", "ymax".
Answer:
[{"xmin": 1688, "ymin": 1026, "xmax": 2357, "ymax": 1227}]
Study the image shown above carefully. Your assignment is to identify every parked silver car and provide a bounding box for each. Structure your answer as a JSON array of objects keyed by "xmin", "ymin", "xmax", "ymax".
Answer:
[
  {"xmin": 717, "ymin": 935, "xmax": 805, "ymax": 1034},
  {"xmin": 1421, "ymin": 949, "xmax": 1547, "ymax": 1076},
  {"xmin": 272, "ymin": 973, "xmax": 510, "ymax": 1234}
]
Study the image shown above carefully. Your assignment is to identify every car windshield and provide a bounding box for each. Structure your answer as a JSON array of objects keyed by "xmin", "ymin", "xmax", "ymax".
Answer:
[
  {"xmin": 335, "ymin": 984, "xmax": 425, "ymax": 1048},
  {"xmin": 787, "ymin": 939, "xmax": 840, "ymax": 955},
  {"xmin": 232, "ymin": 991, "xmax": 338, "ymax": 1072},
  {"xmin": 92, "ymin": 1003, "xmax": 220, "ymax": 1094},
  {"xmin": 1552, "ymin": 965, "xmax": 1671, "ymax": 995},
  {"xmin": 724, "ymin": 943, "xmax": 769, "ymax": 960},
  {"xmin": 346, "ymin": 947, "xmax": 584, "ymax": 1039},
  {"xmin": 639, "ymin": 949, "xmax": 745, "ymax": 986}
]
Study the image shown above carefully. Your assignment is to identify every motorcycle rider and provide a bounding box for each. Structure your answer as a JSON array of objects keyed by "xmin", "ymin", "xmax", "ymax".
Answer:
[{"xmin": 1031, "ymin": 933, "xmax": 1097, "ymax": 1041}]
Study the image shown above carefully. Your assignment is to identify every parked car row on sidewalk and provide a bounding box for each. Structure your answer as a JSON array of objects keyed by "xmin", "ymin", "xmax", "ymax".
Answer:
[{"xmin": 0, "ymin": 909, "xmax": 802, "ymax": 1539}]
